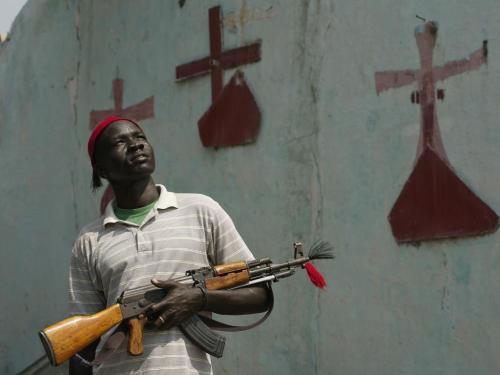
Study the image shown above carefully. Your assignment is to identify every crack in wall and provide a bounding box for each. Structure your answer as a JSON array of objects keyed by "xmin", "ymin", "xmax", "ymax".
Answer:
[
  {"xmin": 440, "ymin": 251, "xmax": 448, "ymax": 310},
  {"xmin": 286, "ymin": 130, "xmax": 318, "ymax": 144},
  {"xmin": 441, "ymin": 250, "xmax": 451, "ymax": 313},
  {"xmin": 286, "ymin": 1, "xmax": 335, "ymax": 373},
  {"xmin": 69, "ymin": 1, "xmax": 83, "ymax": 232}
]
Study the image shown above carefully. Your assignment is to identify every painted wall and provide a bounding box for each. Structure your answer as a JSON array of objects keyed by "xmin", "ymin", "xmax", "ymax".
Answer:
[{"xmin": 1, "ymin": 0, "xmax": 500, "ymax": 374}]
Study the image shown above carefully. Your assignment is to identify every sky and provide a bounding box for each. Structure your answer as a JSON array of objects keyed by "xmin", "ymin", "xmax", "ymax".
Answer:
[{"xmin": 0, "ymin": 0, "xmax": 29, "ymax": 34}]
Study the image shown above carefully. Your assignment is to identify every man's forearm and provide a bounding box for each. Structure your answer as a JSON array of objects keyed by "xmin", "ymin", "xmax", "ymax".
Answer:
[
  {"xmin": 205, "ymin": 285, "xmax": 270, "ymax": 314},
  {"xmin": 148, "ymin": 279, "xmax": 271, "ymax": 328}
]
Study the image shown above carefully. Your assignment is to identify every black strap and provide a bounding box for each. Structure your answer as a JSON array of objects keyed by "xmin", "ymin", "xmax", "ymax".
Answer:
[{"xmin": 198, "ymin": 283, "xmax": 274, "ymax": 332}]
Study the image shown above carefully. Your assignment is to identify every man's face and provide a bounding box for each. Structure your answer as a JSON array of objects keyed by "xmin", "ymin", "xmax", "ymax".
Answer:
[{"xmin": 94, "ymin": 120, "xmax": 156, "ymax": 184}]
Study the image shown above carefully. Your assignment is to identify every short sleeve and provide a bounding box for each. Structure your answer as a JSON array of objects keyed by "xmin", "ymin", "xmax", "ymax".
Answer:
[
  {"xmin": 68, "ymin": 235, "xmax": 106, "ymax": 315},
  {"xmin": 211, "ymin": 203, "xmax": 255, "ymax": 265}
]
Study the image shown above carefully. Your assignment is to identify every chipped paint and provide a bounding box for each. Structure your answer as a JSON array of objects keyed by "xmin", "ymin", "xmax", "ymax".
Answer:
[{"xmin": 223, "ymin": 0, "xmax": 276, "ymax": 34}]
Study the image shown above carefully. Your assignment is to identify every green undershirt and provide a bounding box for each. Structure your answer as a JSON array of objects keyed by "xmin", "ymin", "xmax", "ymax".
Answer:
[{"xmin": 113, "ymin": 199, "xmax": 158, "ymax": 226}]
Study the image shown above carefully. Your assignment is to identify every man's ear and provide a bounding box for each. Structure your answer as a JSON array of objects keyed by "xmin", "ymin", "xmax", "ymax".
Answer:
[{"xmin": 93, "ymin": 164, "xmax": 108, "ymax": 179}]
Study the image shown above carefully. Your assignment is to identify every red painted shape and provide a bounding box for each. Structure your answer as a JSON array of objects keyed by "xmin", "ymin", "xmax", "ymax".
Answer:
[
  {"xmin": 175, "ymin": 5, "xmax": 262, "ymax": 147},
  {"xmin": 208, "ymin": 6, "xmax": 223, "ymax": 102},
  {"xmin": 375, "ymin": 22, "xmax": 497, "ymax": 242},
  {"xmin": 198, "ymin": 71, "xmax": 261, "ymax": 147},
  {"xmin": 89, "ymin": 78, "xmax": 155, "ymax": 213},
  {"xmin": 89, "ymin": 78, "xmax": 155, "ymax": 130},
  {"xmin": 389, "ymin": 147, "xmax": 498, "ymax": 242},
  {"xmin": 175, "ymin": 6, "xmax": 261, "ymax": 98},
  {"xmin": 176, "ymin": 44, "xmax": 261, "ymax": 84}
]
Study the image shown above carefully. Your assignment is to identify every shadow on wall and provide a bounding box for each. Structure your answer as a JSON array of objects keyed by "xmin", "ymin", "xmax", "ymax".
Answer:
[{"xmin": 17, "ymin": 356, "xmax": 67, "ymax": 375}]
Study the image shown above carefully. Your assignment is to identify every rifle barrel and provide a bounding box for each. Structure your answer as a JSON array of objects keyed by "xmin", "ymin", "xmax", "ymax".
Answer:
[
  {"xmin": 247, "ymin": 258, "xmax": 272, "ymax": 268},
  {"xmin": 248, "ymin": 257, "xmax": 310, "ymax": 279}
]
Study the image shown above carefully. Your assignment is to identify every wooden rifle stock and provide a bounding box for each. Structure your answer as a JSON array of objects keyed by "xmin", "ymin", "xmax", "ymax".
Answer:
[{"xmin": 39, "ymin": 304, "xmax": 123, "ymax": 366}]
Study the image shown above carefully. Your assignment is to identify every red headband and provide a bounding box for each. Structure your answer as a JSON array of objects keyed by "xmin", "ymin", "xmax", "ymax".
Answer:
[{"xmin": 88, "ymin": 116, "xmax": 140, "ymax": 165}]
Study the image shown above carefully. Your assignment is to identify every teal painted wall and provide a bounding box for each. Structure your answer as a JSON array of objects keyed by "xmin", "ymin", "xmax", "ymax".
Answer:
[{"xmin": 1, "ymin": 0, "xmax": 500, "ymax": 374}]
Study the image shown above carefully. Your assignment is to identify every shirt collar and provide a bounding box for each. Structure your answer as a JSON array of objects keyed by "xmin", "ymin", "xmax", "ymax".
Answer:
[
  {"xmin": 103, "ymin": 184, "xmax": 178, "ymax": 226},
  {"xmin": 156, "ymin": 184, "xmax": 178, "ymax": 209}
]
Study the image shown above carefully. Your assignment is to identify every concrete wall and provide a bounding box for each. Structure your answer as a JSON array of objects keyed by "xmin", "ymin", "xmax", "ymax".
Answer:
[{"xmin": 1, "ymin": 0, "xmax": 500, "ymax": 374}]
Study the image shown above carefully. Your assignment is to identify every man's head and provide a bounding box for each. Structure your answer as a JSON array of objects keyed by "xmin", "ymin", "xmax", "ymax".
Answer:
[{"xmin": 88, "ymin": 117, "xmax": 156, "ymax": 190}]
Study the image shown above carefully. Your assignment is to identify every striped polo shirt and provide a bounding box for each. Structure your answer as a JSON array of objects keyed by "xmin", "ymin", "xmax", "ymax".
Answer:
[{"xmin": 68, "ymin": 185, "xmax": 255, "ymax": 375}]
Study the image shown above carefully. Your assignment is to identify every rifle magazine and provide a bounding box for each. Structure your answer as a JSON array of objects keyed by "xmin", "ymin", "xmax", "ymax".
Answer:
[{"xmin": 179, "ymin": 315, "xmax": 226, "ymax": 358}]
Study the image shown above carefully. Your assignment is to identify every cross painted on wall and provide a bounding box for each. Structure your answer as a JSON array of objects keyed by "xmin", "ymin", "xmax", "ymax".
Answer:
[
  {"xmin": 176, "ymin": 5, "xmax": 262, "ymax": 147},
  {"xmin": 89, "ymin": 78, "xmax": 155, "ymax": 213},
  {"xmin": 89, "ymin": 78, "xmax": 155, "ymax": 130},
  {"xmin": 375, "ymin": 21, "xmax": 498, "ymax": 243}
]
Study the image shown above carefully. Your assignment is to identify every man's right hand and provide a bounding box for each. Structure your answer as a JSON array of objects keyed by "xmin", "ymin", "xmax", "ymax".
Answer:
[{"xmin": 147, "ymin": 279, "xmax": 204, "ymax": 329}]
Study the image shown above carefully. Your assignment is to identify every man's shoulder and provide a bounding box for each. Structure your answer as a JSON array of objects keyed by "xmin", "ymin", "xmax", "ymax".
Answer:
[
  {"xmin": 174, "ymin": 192, "xmax": 221, "ymax": 210},
  {"xmin": 75, "ymin": 217, "xmax": 105, "ymax": 243}
]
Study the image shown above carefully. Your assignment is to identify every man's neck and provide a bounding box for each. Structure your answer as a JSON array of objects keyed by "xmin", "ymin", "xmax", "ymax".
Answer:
[{"xmin": 111, "ymin": 177, "xmax": 159, "ymax": 209}]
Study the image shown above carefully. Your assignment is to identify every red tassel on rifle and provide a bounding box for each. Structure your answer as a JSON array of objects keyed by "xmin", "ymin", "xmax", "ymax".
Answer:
[{"xmin": 304, "ymin": 263, "xmax": 327, "ymax": 289}]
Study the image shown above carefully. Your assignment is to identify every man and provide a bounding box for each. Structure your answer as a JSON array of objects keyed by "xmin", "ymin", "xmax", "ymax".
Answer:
[{"xmin": 69, "ymin": 117, "xmax": 270, "ymax": 374}]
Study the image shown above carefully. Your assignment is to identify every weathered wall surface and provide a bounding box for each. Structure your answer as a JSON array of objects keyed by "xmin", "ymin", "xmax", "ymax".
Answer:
[{"xmin": 1, "ymin": 0, "xmax": 500, "ymax": 374}]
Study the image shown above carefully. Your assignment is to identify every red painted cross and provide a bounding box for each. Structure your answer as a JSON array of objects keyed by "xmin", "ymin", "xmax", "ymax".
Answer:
[
  {"xmin": 375, "ymin": 22, "xmax": 487, "ymax": 162},
  {"xmin": 89, "ymin": 78, "xmax": 155, "ymax": 130},
  {"xmin": 175, "ymin": 6, "xmax": 261, "ymax": 102},
  {"xmin": 375, "ymin": 21, "xmax": 497, "ymax": 243}
]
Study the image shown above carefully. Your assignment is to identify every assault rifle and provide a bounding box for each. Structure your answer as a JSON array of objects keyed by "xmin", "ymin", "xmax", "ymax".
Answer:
[{"xmin": 39, "ymin": 241, "xmax": 334, "ymax": 366}]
